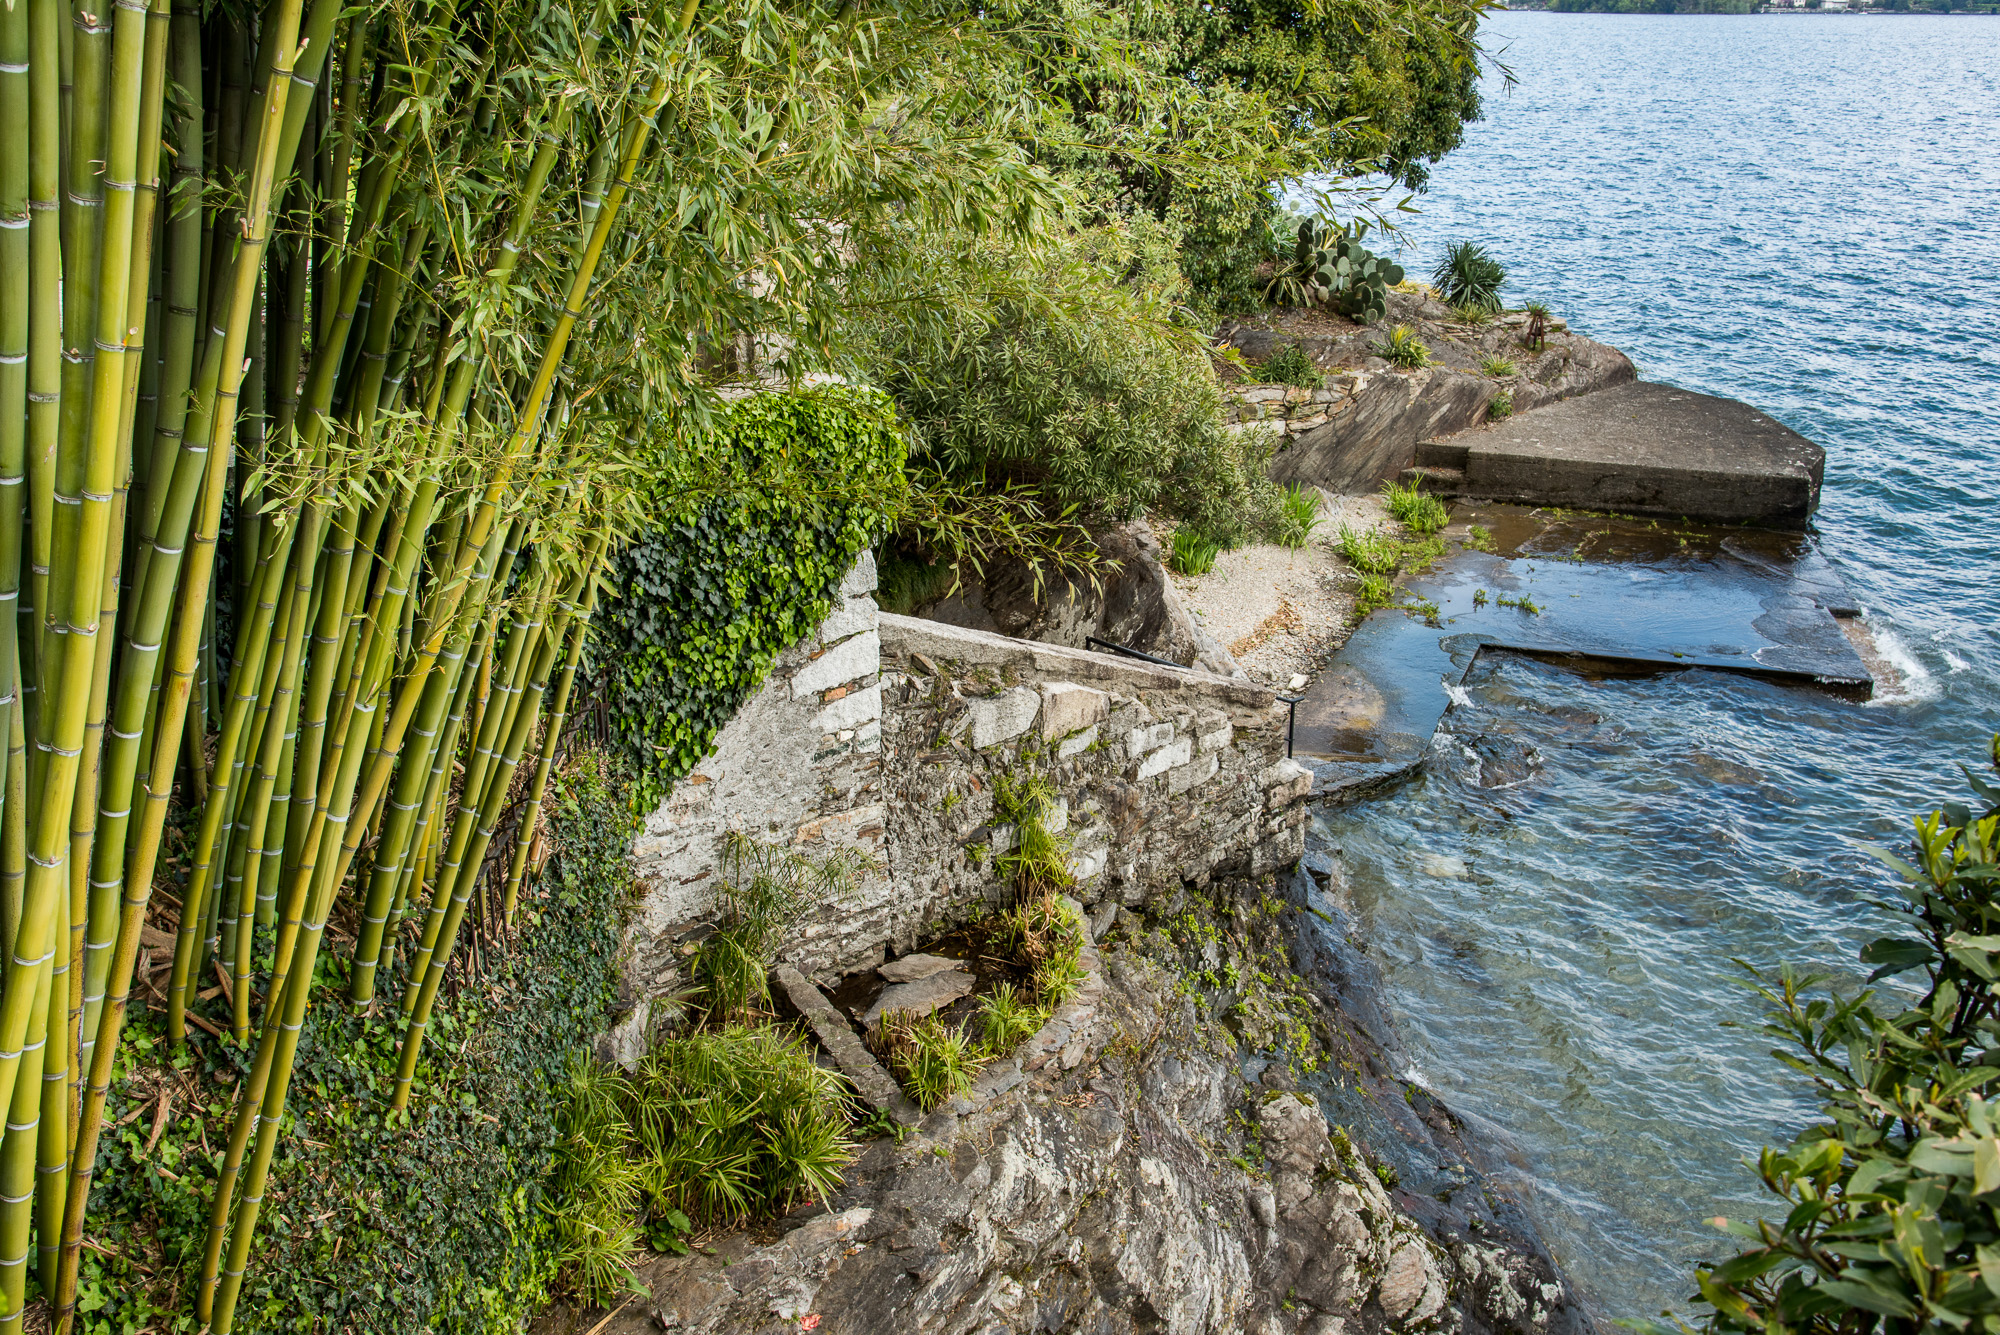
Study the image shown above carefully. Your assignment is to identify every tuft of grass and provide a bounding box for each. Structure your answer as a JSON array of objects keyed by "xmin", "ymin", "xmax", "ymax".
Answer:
[
  {"xmin": 1381, "ymin": 478, "xmax": 1450, "ymax": 535},
  {"xmin": 1451, "ymin": 303, "xmax": 1494, "ymax": 326},
  {"xmin": 1472, "ymin": 588, "xmax": 1489, "ymax": 607},
  {"xmin": 1479, "ymin": 355, "xmax": 1517, "ymax": 378},
  {"xmin": 1486, "ymin": 390, "xmax": 1513, "ymax": 421},
  {"xmin": 1277, "ymin": 483, "xmax": 1323, "ymax": 550},
  {"xmin": 1169, "ymin": 525, "xmax": 1221, "ymax": 576},
  {"xmin": 1464, "ymin": 525, "xmax": 1494, "ymax": 553},
  {"xmin": 696, "ymin": 834, "xmax": 873, "ymax": 1022},
  {"xmin": 1032, "ymin": 951, "xmax": 1088, "ymax": 1008},
  {"xmin": 1337, "ymin": 523, "xmax": 1400, "ymax": 575},
  {"xmin": 878, "ymin": 1010, "xmax": 986, "ymax": 1110},
  {"xmin": 1431, "ymin": 240, "xmax": 1506, "ymax": 312},
  {"xmin": 977, "ymin": 983, "xmax": 1045, "ymax": 1055},
  {"xmin": 1401, "ymin": 597, "xmax": 1442, "ymax": 627},
  {"xmin": 1355, "ymin": 573, "xmax": 1394, "ymax": 616},
  {"xmin": 1495, "ymin": 593, "xmax": 1542, "ymax": 614},
  {"xmin": 1255, "ymin": 342, "xmax": 1324, "ymax": 389},
  {"xmin": 1371, "ymin": 324, "xmax": 1430, "ymax": 370},
  {"xmin": 630, "ymin": 1024, "xmax": 856, "ymax": 1228},
  {"xmin": 548, "ymin": 1055, "xmax": 645, "ymax": 1303}
]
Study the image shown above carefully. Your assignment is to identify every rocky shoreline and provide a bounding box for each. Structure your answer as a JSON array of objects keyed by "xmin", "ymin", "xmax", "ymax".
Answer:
[{"xmin": 542, "ymin": 871, "xmax": 1588, "ymax": 1335}]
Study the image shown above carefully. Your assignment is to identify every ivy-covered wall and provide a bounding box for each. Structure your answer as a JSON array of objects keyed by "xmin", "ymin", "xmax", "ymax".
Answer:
[
  {"xmin": 75, "ymin": 753, "xmax": 635, "ymax": 1335},
  {"xmin": 596, "ymin": 384, "xmax": 906, "ymax": 814}
]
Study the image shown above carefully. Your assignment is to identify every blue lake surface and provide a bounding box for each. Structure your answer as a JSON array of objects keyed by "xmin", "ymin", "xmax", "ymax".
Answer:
[{"xmin": 1309, "ymin": 13, "xmax": 2000, "ymax": 1321}]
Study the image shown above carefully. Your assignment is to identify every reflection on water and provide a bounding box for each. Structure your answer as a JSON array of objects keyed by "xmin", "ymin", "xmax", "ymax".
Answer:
[{"xmin": 1308, "ymin": 653, "xmax": 1943, "ymax": 1319}]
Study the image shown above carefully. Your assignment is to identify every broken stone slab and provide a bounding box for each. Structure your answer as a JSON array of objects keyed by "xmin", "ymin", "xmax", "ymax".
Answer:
[
  {"xmin": 860, "ymin": 968, "xmax": 976, "ymax": 1028},
  {"xmin": 878, "ymin": 952, "xmax": 961, "ymax": 983},
  {"xmin": 770, "ymin": 964, "xmax": 920, "ymax": 1127}
]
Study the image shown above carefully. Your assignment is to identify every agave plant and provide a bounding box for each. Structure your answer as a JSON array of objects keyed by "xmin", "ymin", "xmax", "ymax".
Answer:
[{"xmin": 1431, "ymin": 240, "xmax": 1507, "ymax": 313}]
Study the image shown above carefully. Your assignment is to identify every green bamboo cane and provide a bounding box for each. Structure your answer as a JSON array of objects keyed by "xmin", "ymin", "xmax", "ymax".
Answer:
[
  {"xmin": 0, "ymin": 907, "xmax": 51, "ymax": 1334},
  {"xmin": 50, "ymin": 0, "xmax": 310, "ymax": 1309},
  {"xmin": 21, "ymin": 0, "xmax": 64, "ymax": 758},
  {"xmin": 34, "ymin": 866, "xmax": 67, "ymax": 1295},
  {"xmin": 391, "ymin": 556, "xmax": 597, "ymax": 1112},
  {"xmin": 502, "ymin": 570, "xmax": 600, "ymax": 921},
  {"xmin": 0, "ymin": 0, "xmax": 30, "ymax": 941}
]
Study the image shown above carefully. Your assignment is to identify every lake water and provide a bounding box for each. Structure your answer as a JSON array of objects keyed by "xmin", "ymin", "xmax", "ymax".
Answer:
[{"xmin": 1312, "ymin": 13, "xmax": 2000, "ymax": 1322}]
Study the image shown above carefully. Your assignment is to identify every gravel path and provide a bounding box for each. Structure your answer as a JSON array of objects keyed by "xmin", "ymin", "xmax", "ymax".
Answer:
[{"xmin": 1162, "ymin": 493, "xmax": 1393, "ymax": 694}]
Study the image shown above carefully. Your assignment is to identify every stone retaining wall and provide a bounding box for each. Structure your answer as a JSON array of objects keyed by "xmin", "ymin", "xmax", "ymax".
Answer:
[{"xmin": 609, "ymin": 559, "xmax": 1311, "ymax": 1061}]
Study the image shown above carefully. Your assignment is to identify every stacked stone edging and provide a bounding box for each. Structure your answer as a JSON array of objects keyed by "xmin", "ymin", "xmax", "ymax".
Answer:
[{"xmin": 610, "ymin": 566, "xmax": 1313, "ymax": 1064}]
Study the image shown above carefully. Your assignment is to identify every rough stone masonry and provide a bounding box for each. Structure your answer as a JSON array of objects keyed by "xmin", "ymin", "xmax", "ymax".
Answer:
[{"xmin": 610, "ymin": 554, "xmax": 1313, "ymax": 1062}]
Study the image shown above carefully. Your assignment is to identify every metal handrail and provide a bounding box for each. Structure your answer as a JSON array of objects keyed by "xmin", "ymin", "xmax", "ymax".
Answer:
[{"xmin": 1081, "ymin": 635, "xmax": 1303, "ymax": 758}]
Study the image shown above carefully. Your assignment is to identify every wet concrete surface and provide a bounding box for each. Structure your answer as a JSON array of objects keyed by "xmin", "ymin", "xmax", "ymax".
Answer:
[{"xmin": 1294, "ymin": 506, "xmax": 1873, "ymax": 794}]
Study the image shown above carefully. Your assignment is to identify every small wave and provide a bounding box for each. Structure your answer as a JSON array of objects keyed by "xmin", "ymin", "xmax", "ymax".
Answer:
[
  {"xmin": 1865, "ymin": 624, "xmax": 1939, "ymax": 706},
  {"xmin": 1443, "ymin": 678, "xmax": 1475, "ymax": 711},
  {"xmin": 1945, "ymin": 650, "xmax": 1971, "ymax": 672}
]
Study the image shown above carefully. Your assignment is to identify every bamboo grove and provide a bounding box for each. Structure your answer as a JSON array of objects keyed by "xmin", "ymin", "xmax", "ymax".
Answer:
[{"xmin": 0, "ymin": 0, "xmax": 1076, "ymax": 1315}]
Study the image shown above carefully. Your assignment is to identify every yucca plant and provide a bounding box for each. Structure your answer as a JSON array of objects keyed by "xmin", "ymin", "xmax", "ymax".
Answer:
[
  {"xmin": 1371, "ymin": 325, "xmax": 1431, "ymax": 370},
  {"xmin": 1431, "ymin": 240, "xmax": 1506, "ymax": 313},
  {"xmin": 1277, "ymin": 483, "xmax": 1322, "ymax": 550},
  {"xmin": 1479, "ymin": 355, "xmax": 1518, "ymax": 378}
]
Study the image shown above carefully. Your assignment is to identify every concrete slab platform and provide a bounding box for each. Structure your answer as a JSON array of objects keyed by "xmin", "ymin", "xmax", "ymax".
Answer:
[
  {"xmin": 1293, "ymin": 509, "xmax": 1871, "ymax": 795},
  {"xmin": 1438, "ymin": 381, "xmax": 1824, "ymax": 528}
]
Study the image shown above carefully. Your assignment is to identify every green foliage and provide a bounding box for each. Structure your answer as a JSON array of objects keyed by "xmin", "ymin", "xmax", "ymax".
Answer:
[
  {"xmin": 1371, "ymin": 324, "xmax": 1431, "ymax": 369},
  {"xmin": 630, "ymin": 1025, "xmax": 856, "ymax": 1227},
  {"xmin": 1277, "ymin": 484, "xmax": 1324, "ymax": 550},
  {"xmin": 877, "ymin": 1012, "xmax": 986, "ymax": 1111},
  {"xmin": 1479, "ymin": 355, "xmax": 1517, "ymax": 378},
  {"xmin": 1356, "ymin": 573, "xmax": 1395, "ymax": 615},
  {"xmin": 696, "ymin": 835, "xmax": 873, "ymax": 1022},
  {"xmin": 84, "ymin": 752, "xmax": 635, "ymax": 1335},
  {"xmin": 1464, "ymin": 524, "xmax": 1494, "ymax": 552},
  {"xmin": 1431, "ymin": 240, "xmax": 1506, "ymax": 312},
  {"xmin": 599, "ymin": 386, "xmax": 906, "ymax": 813},
  {"xmin": 1451, "ymin": 303, "xmax": 1495, "ymax": 325},
  {"xmin": 547, "ymin": 1057, "xmax": 645, "ymax": 1307},
  {"xmin": 1266, "ymin": 218, "xmax": 1406, "ymax": 321},
  {"xmin": 1659, "ymin": 745, "xmax": 2000, "ymax": 1335},
  {"xmin": 978, "ymin": 983, "xmax": 1045, "ymax": 1055},
  {"xmin": 1171, "ymin": 526, "xmax": 1223, "ymax": 575},
  {"xmin": 1255, "ymin": 342, "xmax": 1326, "ymax": 389},
  {"xmin": 1382, "ymin": 478, "xmax": 1450, "ymax": 534},
  {"xmin": 875, "ymin": 549, "xmax": 958, "ymax": 616},
  {"xmin": 866, "ymin": 232, "xmax": 1282, "ymax": 548},
  {"xmin": 1338, "ymin": 523, "xmax": 1401, "ymax": 575},
  {"xmin": 1487, "ymin": 390, "xmax": 1514, "ymax": 421}
]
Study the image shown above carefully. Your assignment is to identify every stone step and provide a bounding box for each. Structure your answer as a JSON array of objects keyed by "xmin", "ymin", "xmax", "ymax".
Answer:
[
  {"xmin": 771, "ymin": 963, "xmax": 923, "ymax": 1126},
  {"xmin": 1414, "ymin": 437, "xmax": 1470, "ymax": 469},
  {"xmin": 1402, "ymin": 465, "xmax": 1465, "ymax": 493}
]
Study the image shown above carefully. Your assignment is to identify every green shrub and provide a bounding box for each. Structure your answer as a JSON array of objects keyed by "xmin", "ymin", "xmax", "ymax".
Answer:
[
  {"xmin": 1487, "ymin": 391, "xmax": 1513, "ymax": 421},
  {"xmin": 867, "ymin": 238, "xmax": 1283, "ymax": 544},
  {"xmin": 1430, "ymin": 240, "xmax": 1506, "ymax": 312},
  {"xmin": 1170, "ymin": 525, "xmax": 1222, "ymax": 575},
  {"xmin": 1277, "ymin": 483, "xmax": 1323, "ymax": 550},
  {"xmin": 1450, "ymin": 303, "xmax": 1494, "ymax": 325},
  {"xmin": 877, "ymin": 1011, "xmax": 986, "ymax": 1110},
  {"xmin": 547, "ymin": 1057, "xmax": 645, "ymax": 1306},
  {"xmin": 599, "ymin": 385, "xmax": 906, "ymax": 813},
  {"xmin": 1479, "ymin": 355, "xmax": 1517, "ymax": 378},
  {"xmin": 630, "ymin": 1025, "xmax": 856, "ymax": 1228},
  {"xmin": 1256, "ymin": 342, "xmax": 1325, "ymax": 389},
  {"xmin": 695, "ymin": 835, "xmax": 872, "ymax": 1022},
  {"xmin": 1651, "ymin": 742, "xmax": 2000, "ymax": 1335},
  {"xmin": 1338, "ymin": 523, "xmax": 1400, "ymax": 575},
  {"xmin": 977, "ymin": 983, "xmax": 1045, "ymax": 1055},
  {"xmin": 1371, "ymin": 324, "xmax": 1430, "ymax": 369},
  {"xmin": 1382, "ymin": 478, "xmax": 1450, "ymax": 534}
]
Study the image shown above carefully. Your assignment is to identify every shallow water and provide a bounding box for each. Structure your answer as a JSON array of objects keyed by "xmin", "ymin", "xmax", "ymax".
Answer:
[{"xmin": 1307, "ymin": 13, "xmax": 2000, "ymax": 1320}]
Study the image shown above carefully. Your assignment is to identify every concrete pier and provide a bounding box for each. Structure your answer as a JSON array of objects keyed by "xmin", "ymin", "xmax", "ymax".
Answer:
[{"xmin": 1414, "ymin": 381, "xmax": 1825, "ymax": 527}]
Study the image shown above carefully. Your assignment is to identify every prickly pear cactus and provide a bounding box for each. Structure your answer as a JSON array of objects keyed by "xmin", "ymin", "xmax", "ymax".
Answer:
[{"xmin": 1266, "ymin": 218, "xmax": 1407, "ymax": 321}]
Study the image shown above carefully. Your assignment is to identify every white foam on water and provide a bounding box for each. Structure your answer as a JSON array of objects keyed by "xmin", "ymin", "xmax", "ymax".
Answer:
[
  {"xmin": 1865, "ymin": 623, "xmax": 1939, "ymax": 707},
  {"xmin": 1945, "ymin": 650, "xmax": 1971, "ymax": 672},
  {"xmin": 1442, "ymin": 677, "xmax": 1475, "ymax": 711}
]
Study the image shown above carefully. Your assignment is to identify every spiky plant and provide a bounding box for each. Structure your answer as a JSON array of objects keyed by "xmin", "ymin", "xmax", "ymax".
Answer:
[{"xmin": 1431, "ymin": 241, "xmax": 1507, "ymax": 312}]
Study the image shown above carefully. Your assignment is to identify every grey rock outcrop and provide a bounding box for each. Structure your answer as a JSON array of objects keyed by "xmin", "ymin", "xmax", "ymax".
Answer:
[
  {"xmin": 564, "ymin": 878, "xmax": 1583, "ymax": 1335},
  {"xmin": 908, "ymin": 521, "xmax": 1244, "ymax": 678},
  {"xmin": 1220, "ymin": 290, "xmax": 1637, "ymax": 495}
]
